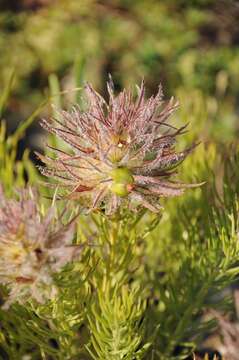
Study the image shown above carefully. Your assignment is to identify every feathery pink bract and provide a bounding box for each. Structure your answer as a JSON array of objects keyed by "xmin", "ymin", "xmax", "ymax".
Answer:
[
  {"xmin": 39, "ymin": 80, "xmax": 199, "ymax": 214},
  {"xmin": 0, "ymin": 187, "xmax": 80, "ymax": 308}
]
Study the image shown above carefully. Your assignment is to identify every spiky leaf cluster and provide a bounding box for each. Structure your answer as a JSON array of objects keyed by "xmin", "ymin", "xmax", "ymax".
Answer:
[{"xmin": 39, "ymin": 81, "xmax": 198, "ymax": 214}]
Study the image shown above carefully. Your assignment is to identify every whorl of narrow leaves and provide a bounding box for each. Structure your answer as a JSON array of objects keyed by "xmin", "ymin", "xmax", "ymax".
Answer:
[
  {"xmin": 87, "ymin": 285, "xmax": 150, "ymax": 360},
  {"xmin": 39, "ymin": 80, "xmax": 199, "ymax": 214},
  {"xmin": 0, "ymin": 187, "xmax": 81, "ymax": 308}
]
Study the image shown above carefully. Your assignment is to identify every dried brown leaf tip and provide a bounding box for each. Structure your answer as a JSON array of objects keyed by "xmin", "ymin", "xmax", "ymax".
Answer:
[
  {"xmin": 211, "ymin": 290, "xmax": 239, "ymax": 360},
  {"xmin": 39, "ymin": 80, "xmax": 200, "ymax": 214},
  {"xmin": 0, "ymin": 186, "xmax": 80, "ymax": 308}
]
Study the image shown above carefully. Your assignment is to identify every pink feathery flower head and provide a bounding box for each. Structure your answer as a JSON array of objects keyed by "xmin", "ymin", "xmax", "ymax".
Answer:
[
  {"xmin": 39, "ymin": 79, "xmax": 200, "ymax": 214},
  {"xmin": 0, "ymin": 186, "xmax": 80, "ymax": 308}
]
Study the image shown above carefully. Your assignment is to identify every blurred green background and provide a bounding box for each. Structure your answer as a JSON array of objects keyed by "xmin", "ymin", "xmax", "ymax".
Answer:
[
  {"xmin": 0, "ymin": 0, "xmax": 239, "ymax": 153},
  {"xmin": 1, "ymin": 2, "xmax": 239, "ymax": 357}
]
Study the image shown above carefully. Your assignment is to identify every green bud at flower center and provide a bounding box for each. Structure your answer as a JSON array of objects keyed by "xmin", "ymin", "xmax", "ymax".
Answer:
[
  {"xmin": 110, "ymin": 167, "xmax": 134, "ymax": 184},
  {"xmin": 110, "ymin": 167, "xmax": 134, "ymax": 197},
  {"xmin": 110, "ymin": 183, "xmax": 130, "ymax": 197}
]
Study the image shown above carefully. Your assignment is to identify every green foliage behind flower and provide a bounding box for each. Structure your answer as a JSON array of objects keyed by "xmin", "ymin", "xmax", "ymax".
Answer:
[
  {"xmin": 0, "ymin": 1, "xmax": 239, "ymax": 359},
  {"xmin": 1, "ymin": 0, "xmax": 239, "ymax": 143}
]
